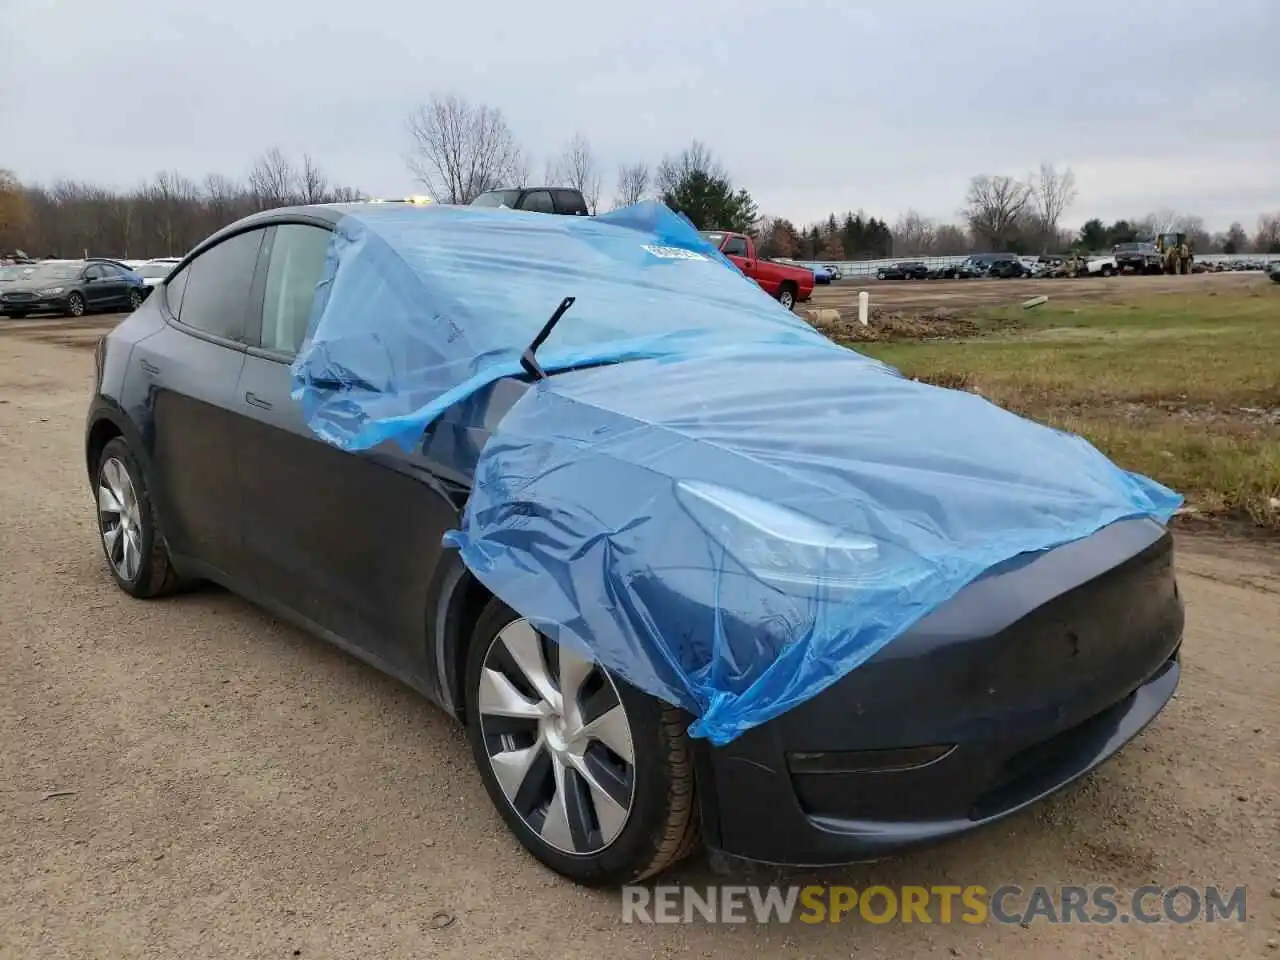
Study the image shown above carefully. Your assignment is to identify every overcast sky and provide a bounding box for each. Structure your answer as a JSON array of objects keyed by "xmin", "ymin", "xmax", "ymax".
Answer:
[{"xmin": 2, "ymin": 0, "xmax": 1276, "ymax": 231}]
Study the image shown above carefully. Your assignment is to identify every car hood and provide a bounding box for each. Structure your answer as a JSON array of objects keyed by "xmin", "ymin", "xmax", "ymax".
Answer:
[
  {"xmin": 1, "ymin": 276, "xmax": 72, "ymax": 292},
  {"xmin": 446, "ymin": 343, "xmax": 1181, "ymax": 744}
]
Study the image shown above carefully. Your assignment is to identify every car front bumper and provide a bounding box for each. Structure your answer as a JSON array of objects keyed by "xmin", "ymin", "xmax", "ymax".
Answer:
[
  {"xmin": 0, "ymin": 292, "xmax": 69, "ymax": 314},
  {"xmin": 692, "ymin": 520, "xmax": 1184, "ymax": 868}
]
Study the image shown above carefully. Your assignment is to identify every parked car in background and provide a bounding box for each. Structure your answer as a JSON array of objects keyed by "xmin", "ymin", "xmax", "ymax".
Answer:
[
  {"xmin": 1086, "ymin": 254, "xmax": 1118, "ymax": 277},
  {"xmin": 470, "ymin": 187, "xmax": 590, "ymax": 216},
  {"xmin": 0, "ymin": 259, "xmax": 147, "ymax": 318},
  {"xmin": 876, "ymin": 260, "xmax": 929, "ymax": 280},
  {"xmin": 1113, "ymin": 242, "xmax": 1163, "ymax": 275},
  {"xmin": 134, "ymin": 258, "xmax": 182, "ymax": 289},
  {"xmin": 810, "ymin": 265, "xmax": 834, "ymax": 285},
  {"xmin": 1269, "ymin": 261, "xmax": 1280, "ymax": 282},
  {"xmin": 699, "ymin": 230, "xmax": 815, "ymax": 309}
]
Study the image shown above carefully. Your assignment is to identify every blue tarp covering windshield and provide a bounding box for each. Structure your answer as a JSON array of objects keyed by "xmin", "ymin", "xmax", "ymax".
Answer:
[{"xmin": 293, "ymin": 201, "xmax": 1182, "ymax": 744}]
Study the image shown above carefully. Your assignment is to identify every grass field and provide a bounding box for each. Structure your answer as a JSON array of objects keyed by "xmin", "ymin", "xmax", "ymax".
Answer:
[{"xmin": 849, "ymin": 283, "xmax": 1280, "ymax": 531}]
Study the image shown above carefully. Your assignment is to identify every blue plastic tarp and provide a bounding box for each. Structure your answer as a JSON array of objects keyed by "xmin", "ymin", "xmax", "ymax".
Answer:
[
  {"xmin": 292, "ymin": 200, "xmax": 834, "ymax": 452},
  {"xmin": 293, "ymin": 200, "xmax": 1182, "ymax": 745}
]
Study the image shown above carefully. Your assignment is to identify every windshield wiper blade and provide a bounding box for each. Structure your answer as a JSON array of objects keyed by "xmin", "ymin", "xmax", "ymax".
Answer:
[{"xmin": 520, "ymin": 296, "xmax": 575, "ymax": 381}]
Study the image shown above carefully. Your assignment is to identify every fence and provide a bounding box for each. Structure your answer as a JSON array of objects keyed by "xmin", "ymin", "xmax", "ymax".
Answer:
[{"xmin": 793, "ymin": 252, "xmax": 1276, "ymax": 279}]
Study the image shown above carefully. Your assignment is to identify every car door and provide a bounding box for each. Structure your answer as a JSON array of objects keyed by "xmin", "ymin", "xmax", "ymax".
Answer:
[
  {"xmin": 131, "ymin": 228, "xmax": 265, "ymax": 581},
  {"xmin": 96, "ymin": 263, "xmax": 130, "ymax": 307},
  {"xmin": 519, "ymin": 189, "xmax": 555, "ymax": 214},
  {"xmin": 234, "ymin": 221, "xmax": 462, "ymax": 681},
  {"xmin": 80, "ymin": 263, "xmax": 108, "ymax": 307}
]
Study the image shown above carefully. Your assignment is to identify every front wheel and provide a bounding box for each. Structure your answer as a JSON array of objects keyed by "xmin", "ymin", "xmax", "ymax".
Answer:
[
  {"xmin": 1100, "ymin": 264, "xmax": 1115, "ymax": 277},
  {"xmin": 777, "ymin": 285, "xmax": 797, "ymax": 311},
  {"xmin": 464, "ymin": 598, "xmax": 700, "ymax": 885},
  {"xmin": 66, "ymin": 292, "xmax": 86, "ymax": 317}
]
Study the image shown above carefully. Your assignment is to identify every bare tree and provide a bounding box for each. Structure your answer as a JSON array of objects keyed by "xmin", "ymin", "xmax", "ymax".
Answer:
[
  {"xmin": 298, "ymin": 154, "xmax": 330, "ymax": 204},
  {"xmin": 892, "ymin": 210, "xmax": 938, "ymax": 256},
  {"xmin": 613, "ymin": 162, "xmax": 650, "ymax": 208},
  {"xmin": 933, "ymin": 223, "xmax": 970, "ymax": 255},
  {"xmin": 247, "ymin": 148, "xmax": 298, "ymax": 210},
  {"xmin": 656, "ymin": 140, "xmax": 724, "ymax": 196},
  {"xmin": 545, "ymin": 134, "xmax": 602, "ymax": 213},
  {"xmin": 963, "ymin": 174, "xmax": 1032, "ymax": 249},
  {"xmin": 0, "ymin": 169, "xmax": 29, "ymax": 251},
  {"xmin": 404, "ymin": 95, "xmax": 525, "ymax": 203},
  {"xmin": 1254, "ymin": 213, "xmax": 1280, "ymax": 253},
  {"xmin": 1030, "ymin": 163, "xmax": 1077, "ymax": 239}
]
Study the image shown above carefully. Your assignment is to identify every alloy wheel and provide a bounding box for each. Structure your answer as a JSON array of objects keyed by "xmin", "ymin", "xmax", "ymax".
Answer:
[
  {"xmin": 68, "ymin": 294, "xmax": 85, "ymax": 317},
  {"xmin": 779, "ymin": 290, "xmax": 795, "ymax": 310},
  {"xmin": 128, "ymin": 289, "xmax": 143, "ymax": 310},
  {"xmin": 98, "ymin": 457, "xmax": 143, "ymax": 581},
  {"xmin": 477, "ymin": 620, "xmax": 636, "ymax": 856}
]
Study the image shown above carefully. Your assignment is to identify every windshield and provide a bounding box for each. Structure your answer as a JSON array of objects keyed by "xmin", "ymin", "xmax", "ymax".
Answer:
[
  {"xmin": 699, "ymin": 231, "xmax": 726, "ymax": 247},
  {"xmin": 135, "ymin": 263, "xmax": 175, "ymax": 278},
  {"xmin": 471, "ymin": 190, "xmax": 522, "ymax": 208},
  {"xmin": 28, "ymin": 263, "xmax": 82, "ymax": 280}
]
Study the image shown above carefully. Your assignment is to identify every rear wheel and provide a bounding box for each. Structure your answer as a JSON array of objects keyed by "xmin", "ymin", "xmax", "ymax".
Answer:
[
  {"xmin": 127, "ymin": 288, "xmax": 143, "ymax": 310},
  {"xmin": 777, "ymin": 284, "xmax": 797, "ymax": 311},
  {"xmin": 1100, "ymin": 264, "xmax": 1115, "ymax": 277},
  {"xmin": 464, "ymin": 598, "xmax": 699, "ymax": 885},
  {"xmin": 95, "ymin": 437, "xmax": 180, "ymax": 598}
]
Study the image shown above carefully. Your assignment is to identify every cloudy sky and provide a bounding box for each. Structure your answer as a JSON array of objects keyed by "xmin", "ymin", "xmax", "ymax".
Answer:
[{"xmin": 2, "ymin": 0, "xmax": 1276, "ymax": 231}]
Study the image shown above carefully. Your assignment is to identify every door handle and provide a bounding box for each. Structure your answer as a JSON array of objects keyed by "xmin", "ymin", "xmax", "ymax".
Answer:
[
  {"xmin": 244, "ymin": 391, "xmax": 273, "ymax": 410},
  {"xmin": 139, "ymin": 359, "xmax": 160, "ymax": 375}
]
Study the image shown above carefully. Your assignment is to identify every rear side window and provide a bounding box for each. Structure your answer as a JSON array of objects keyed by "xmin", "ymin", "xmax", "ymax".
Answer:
[
  {"xmin": 521, "ymin": 190, "xmax": 554, "ymax": 214},
  {"xmin": 174, "ymin": 229, "xmax": 265, "ymax": 342},
  {"xmin": 551, "ymin": 189, "xmax": 588, "ymax": 215},
  {"xmin": 259, "ymin": 224, "xmax": 332, "ymax": 356}
]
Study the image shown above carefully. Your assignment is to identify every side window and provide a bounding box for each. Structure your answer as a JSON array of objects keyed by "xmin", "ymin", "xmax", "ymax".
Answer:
[
  {"xmin": 521, "ymin": 190, "xmax": 554, "ymax": 214},
  {"xmin": 83, "ymin": 264, "xmax": 105, "ymax": 280},
  {"xmin": 175, "ymin": 229, "xmax": 265, "ymax": 341},
  {"xmin": 259, "ymin": 224, "xmax": 332, "ymax": 356},
  {"xmin": 552, "ymin": 189, "xmax": 588, "ymax": 215},
  {"xmin": 165, "ymin": 265, "xmax": 190, "ymax": 316},
  {"xmin": 722, "ymin": 236, "xmax": 749, "ymax": 257}
]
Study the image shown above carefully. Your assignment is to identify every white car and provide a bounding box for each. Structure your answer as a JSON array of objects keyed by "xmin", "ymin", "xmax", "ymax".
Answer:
[
  {"xmin": 133, "ymin": 258, "xmax": 181, "ymax": 288},
  {"xmin": 1086, "ymin": 255, "xmax": 1118, "ymax": 277}
]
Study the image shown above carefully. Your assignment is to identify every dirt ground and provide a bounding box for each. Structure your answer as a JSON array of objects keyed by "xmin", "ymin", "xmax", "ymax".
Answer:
[
  {"xmin": 1, "ymin": 312, "xmax": 1278, "ymax": 959},
  {"xmin": 810, "ymin": 269, "xmax": 1262, "ymax": 314}
]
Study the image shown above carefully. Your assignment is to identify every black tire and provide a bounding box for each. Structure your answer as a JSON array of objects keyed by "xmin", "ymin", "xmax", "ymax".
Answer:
[
  {"xmin": 94, "ymin": 436, "xmax": 181, "ymax": 598},
  {"xmin": 1100, "ymin": 265, "xmax": 1114, "ymax": 277},
  {"xmin": 464, "ymin": 597, "xmax": 700, "ymax": 886},
  {"xmin": 66, "ymin": 292, "xmax": 86, "ymax": 317},
  {"xmin": 776, "ymin": 283, "xmax": 797, "ymax": 311},
  {"xmin": 127, "ymin": 288, "xmax": 143, "ymax": 310}
]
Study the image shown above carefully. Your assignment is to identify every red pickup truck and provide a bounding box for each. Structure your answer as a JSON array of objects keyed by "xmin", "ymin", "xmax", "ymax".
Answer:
[{"xmin": 699, "ymin": 231, "xmax": 815, "ymax": 310}]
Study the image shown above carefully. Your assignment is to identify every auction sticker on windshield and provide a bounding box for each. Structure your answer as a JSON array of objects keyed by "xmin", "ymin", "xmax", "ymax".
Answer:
[{"xmin": 642, "ymin": 244, "xmax": 710, "ymax": 261}]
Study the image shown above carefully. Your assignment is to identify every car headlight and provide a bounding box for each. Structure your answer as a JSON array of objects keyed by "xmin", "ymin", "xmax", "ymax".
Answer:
[
  {"xmin": 38, "ymin": 286, "xmax": 64, "ymax": 296},
  {"xmin": 675, "ymin": 480, "xmax": 886, "ymax": 595}
]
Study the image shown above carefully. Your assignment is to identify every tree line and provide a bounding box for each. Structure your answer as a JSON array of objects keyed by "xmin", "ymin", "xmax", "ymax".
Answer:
[{"xmin": 4, "ymin": 92, "xmax": 1279, "ymax": 260}]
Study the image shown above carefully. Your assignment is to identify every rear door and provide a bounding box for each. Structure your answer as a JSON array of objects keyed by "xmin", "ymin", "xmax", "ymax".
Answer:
[
  {"xmin": 519, "ymin": 190, "xmax": 555, "ymax": 214},
  {"xmin": 131, "ymin": 228, "xmax": 265, "ymax": 580},
  {"xmin": 234, "ymin": 221, "xmax": 462, "ymax": 681},
  {"xmin": 81, "ymin": 263, "xmax": 109, "ymax": 308},
  {"xmin": 96, "ymin": 263, "xmax": 130, "ymax": 307}
]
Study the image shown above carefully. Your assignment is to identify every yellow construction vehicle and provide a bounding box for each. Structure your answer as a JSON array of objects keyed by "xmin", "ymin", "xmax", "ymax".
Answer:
[{"xmin": 1155, "ymin": 232, "xmax": 1193, "ymax": 275}]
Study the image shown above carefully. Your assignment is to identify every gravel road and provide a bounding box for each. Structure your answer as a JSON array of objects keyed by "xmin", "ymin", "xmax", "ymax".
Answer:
[{"xmin": 2, "ymin": 323, "xmax": 1277, "ymax": 959}]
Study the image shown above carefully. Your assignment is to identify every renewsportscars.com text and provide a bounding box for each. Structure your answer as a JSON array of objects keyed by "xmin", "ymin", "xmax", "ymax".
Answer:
[{"xmin": 621, "ymin": 884, "xmax": 1248, "ymax": 925}]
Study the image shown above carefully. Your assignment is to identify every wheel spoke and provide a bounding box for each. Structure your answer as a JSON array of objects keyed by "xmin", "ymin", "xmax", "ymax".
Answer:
[
  {"xmin": 490, "ymin": 742, "xmax": 543, "ymax": 805},
  {"xmin": 98, "ymin": 484, "xmax": 122, "ymax": 516},
  {"xmin": 477, "ymin": 666, "xmax": 548, "ymax": 720},
  {"xmin": 566, "ymin": 752, "xmax": 630, "ymax": 845},
  {"xmin": 580, "ymin": 704, "xmax": 635, "ymax": 764},
  {"xmin": 119, "ymin": 529, "xmax": 135, "ymax": 580},
  {"xmin": 540, "ymin": 753, "xmax": 576, "ymax": 852},
  {"xmin": 499, "ymin": 621, "xmax": 560, "ymax": 709},
  {"xmin": 557, "ymin": 643, "xmax": 595, "ymax": 731},
  {"xmin": 102, "ymin": 524, "xmax": 121, "ymax": 555}
]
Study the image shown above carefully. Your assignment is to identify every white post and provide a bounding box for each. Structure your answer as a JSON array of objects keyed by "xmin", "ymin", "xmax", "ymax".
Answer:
[{"xmin": 858, "ymin": 290, "xmax": 869, "ymax": 326}]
